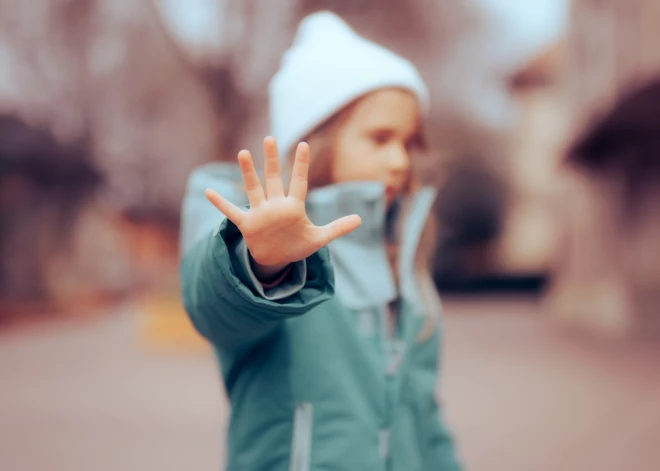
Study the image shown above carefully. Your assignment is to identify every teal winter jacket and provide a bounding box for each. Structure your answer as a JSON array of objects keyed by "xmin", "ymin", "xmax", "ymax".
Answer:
[{"xmin": 180, "ymin": 163, "xmax": 462, "ymax": 471}]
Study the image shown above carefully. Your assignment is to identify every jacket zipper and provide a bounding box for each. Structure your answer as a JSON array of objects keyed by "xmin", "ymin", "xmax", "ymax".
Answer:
[
  {"xmin": 290, "ymin": 402, "xmax": 313, "ymax": 471},
  {"xmin": 380, "ymin": 299, "xmax": 407, "ymax": 470}
]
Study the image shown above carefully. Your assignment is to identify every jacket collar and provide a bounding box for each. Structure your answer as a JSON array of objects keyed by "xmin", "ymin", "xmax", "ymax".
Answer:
[{"xmin": 306, "ymin": 180, "xmax": 436, "ymax": 310}]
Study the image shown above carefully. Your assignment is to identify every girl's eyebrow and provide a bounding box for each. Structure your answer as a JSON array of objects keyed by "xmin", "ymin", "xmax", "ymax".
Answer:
[
  {"xmin": 368, "ymin": 127, "xmax": 394, "ymax": 135},
  {"xmin": 364, "ymin": 122, "xmax": 423, "ymax": 139}
]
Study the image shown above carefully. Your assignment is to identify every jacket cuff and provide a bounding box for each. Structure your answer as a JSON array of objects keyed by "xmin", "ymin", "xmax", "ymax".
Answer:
[{"xmin": 232, "ymin": 239, "xmax": 308, "ymax": 301}]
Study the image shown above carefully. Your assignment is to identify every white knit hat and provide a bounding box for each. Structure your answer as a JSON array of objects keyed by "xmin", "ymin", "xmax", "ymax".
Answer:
[{"xmin": 269, "ymin": 11, "xmax": 430, "ymax": 159}]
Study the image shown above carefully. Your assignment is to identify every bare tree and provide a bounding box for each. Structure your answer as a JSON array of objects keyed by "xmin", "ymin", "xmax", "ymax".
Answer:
[{"xmin": 0, "ymin": 0, "xmax": 225, "ymax": 309}]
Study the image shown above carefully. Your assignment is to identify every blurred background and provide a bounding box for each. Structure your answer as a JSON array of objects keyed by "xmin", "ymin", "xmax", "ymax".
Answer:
[{"xmin": 1, "ymin": 0, "xmax": 660, "ymax": 470}]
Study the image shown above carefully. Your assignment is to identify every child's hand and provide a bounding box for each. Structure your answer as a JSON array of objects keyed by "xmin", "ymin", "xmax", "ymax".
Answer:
[{"xmin": 205, "ymin": 137, "xmax": 362, "ymax": 280}]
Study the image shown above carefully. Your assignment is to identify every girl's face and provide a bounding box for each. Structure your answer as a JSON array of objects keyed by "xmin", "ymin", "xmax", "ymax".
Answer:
[{"xmin": 331, "ymin": 88, "xmax": 424, "ymax": 204}]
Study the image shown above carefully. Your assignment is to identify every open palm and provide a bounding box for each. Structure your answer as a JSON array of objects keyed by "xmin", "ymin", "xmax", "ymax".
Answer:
[{"xmin": 205, "ymin": 137, "xmax": 362, "ymax": 275}]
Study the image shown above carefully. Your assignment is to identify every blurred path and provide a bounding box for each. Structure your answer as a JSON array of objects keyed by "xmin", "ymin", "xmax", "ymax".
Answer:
[
  {"xmin": 0, "ymin": 306, "xmax": 227, "ymax": 471},
  {"xmin": 442, "ymin": 298, "xmax": 660, "ymax": 471},
  {"xmin": 1, "ymin": 298, "xmax": 659, "ymax": 471}
]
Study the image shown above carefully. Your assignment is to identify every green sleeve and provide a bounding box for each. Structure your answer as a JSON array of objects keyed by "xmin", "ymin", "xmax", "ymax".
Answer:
[{"xmin": 180, "ymin": 217, "xmax": 335, "ymax": 351}]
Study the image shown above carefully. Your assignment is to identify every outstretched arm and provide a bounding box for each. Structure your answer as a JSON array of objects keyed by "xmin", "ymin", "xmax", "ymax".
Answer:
[{"xmin": 180, "ymin": 138, "xmax": 361, "ymax": 351}]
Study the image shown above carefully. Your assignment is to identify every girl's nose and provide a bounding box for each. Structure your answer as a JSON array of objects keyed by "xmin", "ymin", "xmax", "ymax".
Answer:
[{"xmin": 386, "ymin": 144, "xmax": 411, "ymax": 174}]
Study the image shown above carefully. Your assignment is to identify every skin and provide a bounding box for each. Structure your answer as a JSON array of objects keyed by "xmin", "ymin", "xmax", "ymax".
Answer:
[
  {"xmin": 205, "ymin": 89, "xmax": 423, "ymax": 281},
  {"xmin": 205, "ymin": 139, "xmax": 362, "ymax": 281},
  {"xmin": 331, "ymin": 89, "xmax": 423, "ymax": 205}
]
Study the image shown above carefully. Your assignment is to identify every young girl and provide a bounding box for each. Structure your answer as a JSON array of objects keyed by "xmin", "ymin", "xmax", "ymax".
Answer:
[{"xmin": 181, "ymin": 11, "xmax": 462, "ymax": 471}]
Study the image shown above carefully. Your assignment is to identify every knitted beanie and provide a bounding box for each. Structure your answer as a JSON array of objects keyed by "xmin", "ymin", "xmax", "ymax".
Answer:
[{"xmin": 269, "ymin": 11, "xmax": 429, "ymax": 159}]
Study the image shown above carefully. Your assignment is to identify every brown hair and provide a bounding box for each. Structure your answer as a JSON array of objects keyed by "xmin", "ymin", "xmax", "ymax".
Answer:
[
  {"xmin": 284, "ymin": 101, "xmax": 357, "ymax": 188},
  {"xmin": 287, "ymin": 97, "xmax": 441, "ymax": 342}
]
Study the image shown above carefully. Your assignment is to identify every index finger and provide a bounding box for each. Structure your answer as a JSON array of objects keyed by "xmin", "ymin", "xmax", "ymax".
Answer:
[
  {"xmin": 238, "ymin": 150, "xmax": 266, "ymax": 207},
  {"xmin": 205, "ymin": 189, "xmax": 245, "ymax": 226}
]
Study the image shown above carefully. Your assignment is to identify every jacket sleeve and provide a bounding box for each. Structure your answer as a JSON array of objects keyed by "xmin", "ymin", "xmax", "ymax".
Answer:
[{"xmin": 179, "ymin": 165, "xmax": 335, "ymax": 351}]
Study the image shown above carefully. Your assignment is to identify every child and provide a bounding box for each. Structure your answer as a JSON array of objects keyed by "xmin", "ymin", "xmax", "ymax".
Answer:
[{"xmin": 181, "ymin": 11, "xmax": 462, "ymax": 471}]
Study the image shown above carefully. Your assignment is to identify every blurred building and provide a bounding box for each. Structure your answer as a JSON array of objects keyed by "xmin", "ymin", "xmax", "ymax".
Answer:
[{"xmin": 544, "ymin": 0, "xmax": 660, "ymax": 338}]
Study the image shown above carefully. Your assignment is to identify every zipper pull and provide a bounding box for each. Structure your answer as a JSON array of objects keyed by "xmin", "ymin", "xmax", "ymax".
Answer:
[
  {"xmin": 386, "ymin": 340, "xmax": 406, "ymax": 376},
  {"xmin": 379, "ymin": 428, "xmax": 390, "ymax": 459}
]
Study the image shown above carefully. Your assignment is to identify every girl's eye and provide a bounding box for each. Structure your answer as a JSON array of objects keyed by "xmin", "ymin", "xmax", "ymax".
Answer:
[{"xmin": 371, "ymin": 131, "xmax": 391, "ymax": 146}]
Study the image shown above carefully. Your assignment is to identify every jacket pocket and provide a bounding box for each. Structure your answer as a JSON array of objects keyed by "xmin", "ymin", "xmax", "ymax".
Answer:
[{"xmin": 290, "ymin": 402, "xmax": 313, "ymax": 471}]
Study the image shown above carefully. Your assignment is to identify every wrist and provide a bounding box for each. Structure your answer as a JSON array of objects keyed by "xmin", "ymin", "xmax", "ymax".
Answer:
[{"xmin": 249, "ymin": 255, "xmax": 290, "ymax": 283}]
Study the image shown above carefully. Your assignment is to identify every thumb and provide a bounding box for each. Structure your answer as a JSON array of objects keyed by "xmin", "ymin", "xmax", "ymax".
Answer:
[{"xmin": 316, "ymin": 214, "xmax": 362, "ymax": 247}]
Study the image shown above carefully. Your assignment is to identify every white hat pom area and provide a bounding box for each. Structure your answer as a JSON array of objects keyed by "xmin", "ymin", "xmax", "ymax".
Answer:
[{"xmin": 269, "ymin": 11, "xmax": 430, "ymax": 159}]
